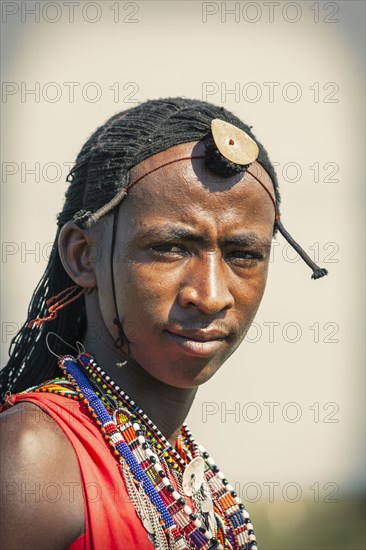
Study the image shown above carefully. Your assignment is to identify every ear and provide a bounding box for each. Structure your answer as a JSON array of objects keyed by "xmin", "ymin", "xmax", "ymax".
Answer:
[{"xmin": 58, "ymin": 221, "xmax": 97, "ymax": 289}]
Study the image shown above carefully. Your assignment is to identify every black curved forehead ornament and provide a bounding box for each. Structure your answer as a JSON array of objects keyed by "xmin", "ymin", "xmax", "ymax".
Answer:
[{"xmin": 206, "ymin": 119, "xmax": 328, "ymax": 280}]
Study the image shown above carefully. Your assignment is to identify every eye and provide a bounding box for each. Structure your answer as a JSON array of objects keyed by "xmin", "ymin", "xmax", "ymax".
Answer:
[
  {"xmin": 226, "ymin": 250, "xmax": 264, "ymax": 266},
  {"xmin": 150, "ymin": 243, "xmax": 189, "ymax": 258}
]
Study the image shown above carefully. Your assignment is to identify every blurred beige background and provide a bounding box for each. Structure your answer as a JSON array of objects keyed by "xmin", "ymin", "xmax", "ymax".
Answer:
[{"xmin": 1, "ymin": 1, "xmax": 365, "ymax": 548}]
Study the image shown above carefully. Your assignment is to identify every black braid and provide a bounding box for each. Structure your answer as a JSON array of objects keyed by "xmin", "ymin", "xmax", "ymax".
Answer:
[
  {"xmin": 0, "ymin": 97, "xmax": 284, "ymax": 402},
  {"xmin": 1, "ymin": 242, "xmax": 87, "ymax": 398}
]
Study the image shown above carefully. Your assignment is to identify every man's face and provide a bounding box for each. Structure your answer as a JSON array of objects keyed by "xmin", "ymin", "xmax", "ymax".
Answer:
[{"xmin": 94, "ymin": 142, "xmax": 275, "ymax": 388}]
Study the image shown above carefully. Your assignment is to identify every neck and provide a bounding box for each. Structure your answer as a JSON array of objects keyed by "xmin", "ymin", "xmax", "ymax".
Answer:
[{"xmin": 82, "ymin": 317, "xmax": 197, "ymax": 446}]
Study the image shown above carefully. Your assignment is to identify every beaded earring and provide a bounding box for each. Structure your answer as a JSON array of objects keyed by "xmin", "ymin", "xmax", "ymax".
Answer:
[{"xmin": 28, "ymin": 284, "xmax": 92, "ymax": 328}]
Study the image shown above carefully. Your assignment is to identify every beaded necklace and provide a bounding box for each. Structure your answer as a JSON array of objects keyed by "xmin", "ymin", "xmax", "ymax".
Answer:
[{"xmin": 33, "ymin": 352, "xmax": 258, "ymax": 550}]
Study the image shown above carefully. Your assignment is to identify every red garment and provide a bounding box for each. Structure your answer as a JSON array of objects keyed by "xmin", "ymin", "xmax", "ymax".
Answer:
[
  {"xmin": 69, "ymin": 534, "xmax": 86, "ymax": 550},
  {"xmin": 4, "ymin": 392, "xmax": 154, "ymax": 550}
]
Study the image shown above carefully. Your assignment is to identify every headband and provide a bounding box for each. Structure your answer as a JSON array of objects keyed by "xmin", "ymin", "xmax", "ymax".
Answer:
[{"xmin": 73, "ymin": 119, "xmax": 327, "ymax": 280}]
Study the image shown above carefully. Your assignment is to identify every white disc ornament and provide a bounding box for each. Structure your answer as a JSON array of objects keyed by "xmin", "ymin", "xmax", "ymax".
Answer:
[
  {"xmin": 201, "ymin": 496, "xmax": 214, "ymax": 513},
  {"xmin": 142, "ymin": 516, "xmax": 154, "ymax": 534},
  {"xmin": 182, "ymin": 456, "xmax": 205, "ymax": 496}
]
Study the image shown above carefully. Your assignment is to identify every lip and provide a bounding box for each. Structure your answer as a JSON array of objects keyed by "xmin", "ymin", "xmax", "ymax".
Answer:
[{"xmin": 164, "ymin": 328, "xmax": 229, "ymax": 357}]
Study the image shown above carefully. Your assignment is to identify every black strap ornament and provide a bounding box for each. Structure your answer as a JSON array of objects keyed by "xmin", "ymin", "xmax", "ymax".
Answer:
[{"xmin": 209, "ymin": 119, "xmax": 328, "ymax": 280}]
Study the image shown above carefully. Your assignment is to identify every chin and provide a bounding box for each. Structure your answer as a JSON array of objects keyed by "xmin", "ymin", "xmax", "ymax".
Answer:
[{"xmin": 152, "ymin": 354, "xmax": 229, "ymax": 389}]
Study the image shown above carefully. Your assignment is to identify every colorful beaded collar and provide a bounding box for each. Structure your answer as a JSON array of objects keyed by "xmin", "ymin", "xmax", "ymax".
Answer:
[{"xmin": 30, "ymin": 351, "xmax": 258, "ymax": 550}]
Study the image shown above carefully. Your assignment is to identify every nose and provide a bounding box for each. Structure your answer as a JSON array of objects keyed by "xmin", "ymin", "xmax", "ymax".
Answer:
[{"xmin": 178, "ymin": 253, "xmax": 234, "ymax": 315}]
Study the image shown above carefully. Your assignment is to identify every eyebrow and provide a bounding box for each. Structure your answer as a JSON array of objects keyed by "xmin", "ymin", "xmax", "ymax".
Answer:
[{"xmin": 135, "ymin": 225, "xmax": 271, "ymax": 249}]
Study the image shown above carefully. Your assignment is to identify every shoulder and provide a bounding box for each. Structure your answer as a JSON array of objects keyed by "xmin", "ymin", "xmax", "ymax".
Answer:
[
  {"xmin": 0, "ymin": 398, "xmax": 73, "ymax": 461},
  {"xmin": 0, "ymin": 399, "xmax": 84, "ymax": 549}
]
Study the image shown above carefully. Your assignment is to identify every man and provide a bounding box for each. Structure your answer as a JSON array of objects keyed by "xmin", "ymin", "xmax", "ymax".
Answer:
[{"xmin": 0, "ymin": 98, "xmax": 327, "ymax": 550}]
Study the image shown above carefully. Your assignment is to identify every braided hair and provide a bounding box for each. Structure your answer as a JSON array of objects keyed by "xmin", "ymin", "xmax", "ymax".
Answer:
[{"xmin": 0, "ymin": 97, "xmax": 298, "ymax": 401}]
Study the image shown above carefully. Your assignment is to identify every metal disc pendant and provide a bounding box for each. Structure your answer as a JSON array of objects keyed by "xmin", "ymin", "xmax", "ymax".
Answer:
[
  {"xmin": 211, "ymin": 119, "xmax": 259, "ymax": 165},
  {"xmin": 142, "ymin": 516, "xmax": 154, "ymax": 534},
  {"xmin": 182, "ymin": 456, "xmax": 205, "ymax": 496},
  {"xmin": 201, "ymin": 496, "xmax": 214, "ymax": 513}
]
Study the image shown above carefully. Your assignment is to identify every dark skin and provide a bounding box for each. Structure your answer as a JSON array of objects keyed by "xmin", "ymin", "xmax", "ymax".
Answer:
[{"xmin": 0, "ymin": 141, "xmax": 275, "ymax": 549}]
